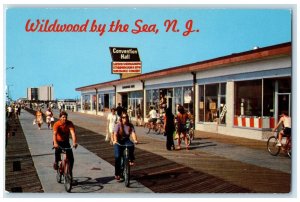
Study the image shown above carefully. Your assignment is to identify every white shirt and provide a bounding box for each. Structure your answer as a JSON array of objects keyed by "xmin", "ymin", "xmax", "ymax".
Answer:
[
  {"xmin": 282, "ymin": 116, "xmax": 291, "ymax": 128},
  {"xmin": 107, "ymin": 113, "xmax": 118, "ymax": 133},
  {"xmin": 149, "ymin": 109, "xmax": 157, "ymax": 119}
]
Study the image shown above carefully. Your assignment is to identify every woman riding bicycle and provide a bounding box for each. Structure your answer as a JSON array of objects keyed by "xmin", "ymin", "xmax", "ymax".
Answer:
[{"xmin": 113, "ymin": 112, "xmax": 138, "ymax": 181}]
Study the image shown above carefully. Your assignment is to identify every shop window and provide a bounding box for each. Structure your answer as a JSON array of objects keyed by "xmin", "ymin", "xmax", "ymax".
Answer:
[
  {"xmin": 98, "ymin": 94, "xmax": 104, "ymax": 111},
  {"xmin": 109, "ymin": 93, "xmax": 115, "ymax": 109},
  {"xmin": 198, "ymin": 83, "xmax": 226, "ymax": 124},
  {"xmin": 263, "ymin": 79, "xmax": 275, "ymax": 117},
  {"xmin": 83, "ymin": 95, "xmax": 90, "ymax": 110},
  {"xmin": 183, "ymin": 87, "xmax": 194, "ymax": 115},
  {"xmin": 235, "ymin": 80, "xmax": 262, "ymax": 117},
  {"xmin": 174, "ymin": 87, "xmax": 182, "ymax": 114},
  {"xmin": 199, "ymin": 85, "xmax": 204, "ymax": 122},
  {"xmin": 146, "ymin": 89, "xmax": 159, "ymax": 115}
]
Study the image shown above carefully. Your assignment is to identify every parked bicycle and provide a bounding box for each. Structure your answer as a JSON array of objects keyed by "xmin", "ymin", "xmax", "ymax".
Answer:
[
  {"xmin": 115, "ymin": 142, "xmax": 135, "ymax": 187},
  {"xmin": 267, "ymin": 130, "xmax": 291, "ymax": 158},
  {"xmin": 54, "ymin": 146, "xmax": 73, "ymax": 192}
]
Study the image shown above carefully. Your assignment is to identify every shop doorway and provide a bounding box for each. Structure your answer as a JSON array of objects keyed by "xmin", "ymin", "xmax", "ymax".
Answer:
[
  {"xmin": 277, "ymin": 93, "xmax": 291, "ymax": 117},
  {"xmin": 128, "ymin": 98, "xmax": 143, "ymax": 118},
  {"xmin": 104, "ymin": 94, "xmax": 109, "ymax": 109},
  {"xmin": 274, "ymin": 93, "xmax": 291, "ymax": 125},
  {"xmin": 121, "ymin": 94, "xmax": 128, "ymax": 110}
]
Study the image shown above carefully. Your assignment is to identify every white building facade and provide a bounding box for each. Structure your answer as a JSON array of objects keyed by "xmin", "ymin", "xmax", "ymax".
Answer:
[
  {"xmin": 27, "ymin": 85, "xmax": 54, "ymax": 101},
  {"xmin": 76, "ymin": 42, "xmax": 292, "ymax": 140}
]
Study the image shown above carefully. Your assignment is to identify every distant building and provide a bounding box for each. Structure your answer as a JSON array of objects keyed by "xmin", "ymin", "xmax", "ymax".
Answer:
[{"xmin": 27, "ymin": 85, "xmax": 54, "ymax": 101}]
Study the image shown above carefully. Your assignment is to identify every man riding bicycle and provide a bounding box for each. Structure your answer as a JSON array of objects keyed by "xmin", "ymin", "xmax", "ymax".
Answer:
[
  {"xmin": 148, "ymin": 106, "xmax": 158, "ymax": 129},
  {"xmin": 53, "ymin": 111, "xmax": 78, "ymax": 182},
  {"xmin": 272, "ymin": 111, "xmax": 291, "ymax": 147}
]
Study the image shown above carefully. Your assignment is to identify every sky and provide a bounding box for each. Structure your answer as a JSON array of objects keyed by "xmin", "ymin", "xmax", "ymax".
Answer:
[{"xmin": 4, "ymin": 6, "xmax": 292, "ymax": 100}]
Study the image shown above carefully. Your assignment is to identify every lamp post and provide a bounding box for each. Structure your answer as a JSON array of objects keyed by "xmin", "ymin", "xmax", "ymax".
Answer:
[{"xmin": 6, "ymin": 66, "xmax": 15, "ymax": 102}]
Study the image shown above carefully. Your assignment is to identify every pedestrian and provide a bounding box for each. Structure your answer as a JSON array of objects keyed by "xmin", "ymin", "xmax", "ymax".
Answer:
[
  {"xmin": 176, "ymin": 105, "xmax": 189, "ymax": 150},
  {"xmin": 35, "ymin": 108, "xmax": 43, "ymax": 130},
  {"xmin": 116, "ymin": 103, "xmax": 123, "ymax": 118},
  {"xmin": 136, "ymin": 104, "xmax": 143, "ymax": 126},
  {"xmin": 14, "ymin": 104, "xmax": 19, "ymax": 119},
  {"xmin": 127, "ymin": 105, "xmax": 133, "ymax": 122},
  {"xmin": 164, "ymin": 107, "xmax": 175, "ymax": 150},
  {"xmin": 106, "ymin": 108, "xmax": 118, "ymax": 144},
  {"xmin": 45, "ymin": 107, "xmax": 54, "ymax": 129},
  {"xmin": 7, "ymin": 105, "xmax": 13, "ymax": 119}
]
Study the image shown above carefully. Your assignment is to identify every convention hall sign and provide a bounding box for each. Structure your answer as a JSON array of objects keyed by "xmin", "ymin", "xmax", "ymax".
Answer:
[{"xmin": 109, "ymin": 47, "xmax": 142, "ymax": 78}]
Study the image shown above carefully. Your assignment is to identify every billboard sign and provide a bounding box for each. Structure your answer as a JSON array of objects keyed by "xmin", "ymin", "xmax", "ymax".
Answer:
[{"xmin": 109, "ymin": 47, "xmax": 142, "ymax": 75}]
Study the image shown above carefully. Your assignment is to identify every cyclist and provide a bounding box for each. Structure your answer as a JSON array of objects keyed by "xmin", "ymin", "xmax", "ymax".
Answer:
[
  {"xmin": 148, "ymin": 106, "xmax": 158, "ymax": 129},
  {"xmin": 176, "ymin": 105, "xmax": 190, "ymax": 150},
  {"xmin": 272, "ymin": 111, "xmax": 291, "ymax": 147},
  {"xmin": 53, "ymin": 111, "xmax": 78, "ymax": 182},
  {"xmin": 113, "ymin": 112, "xmax": 138, "ymax": 181}
]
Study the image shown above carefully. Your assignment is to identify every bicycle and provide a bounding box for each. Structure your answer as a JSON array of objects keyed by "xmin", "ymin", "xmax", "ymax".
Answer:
[
  {"xmin": 267, "ymin": 131, "xmax": 291, "ymax": 158},
  {"xmin": 144, "ymin": 119, "xmax": 161, "ymax": 135},
  {"xmin": 54, "ymin": 146, "xmax": 73, "ymax": 192},
  {"xmin": 186, "ymin": 120, "xmax": 194, "ymax": 144},
  {"xmin": 115, "ymin": 142, "xmax": 135, "ymax": 187}
]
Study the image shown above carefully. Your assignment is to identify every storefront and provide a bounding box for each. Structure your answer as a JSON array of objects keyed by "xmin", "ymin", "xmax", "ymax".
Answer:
[
  {"xmin": 144, "ymin": 73, "xmax": 194, "ymax": 116},
  {"xmin": 76, "ymin": 42, "xmax": 292, "ymax": 140}
]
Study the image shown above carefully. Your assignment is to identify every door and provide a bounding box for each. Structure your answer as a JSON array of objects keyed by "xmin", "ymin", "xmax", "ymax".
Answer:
[
  {"xmin": 277, "ymin": 93, "xmax": 290, "ymax": 117},
  {"xmin": 275, "ymin": 93, "xmax": 291, "ymax": 124}
]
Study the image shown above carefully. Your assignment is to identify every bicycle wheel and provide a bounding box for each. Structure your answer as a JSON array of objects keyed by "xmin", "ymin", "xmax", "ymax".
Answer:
[
  {"xmin": 144, "ymin": 123, "xmax": 151, "ymax": 134},
  {"xmin": 267, "ymin": 136, "xmax": 280, "ymax": 156},
  {"xmin": 56, "ymin": 162, "xmax": 62, "ymax": 183},
  {"xmin": 189, "ymin": 129, "xmax": 194, "ymax": 140},
  {"xmin": 186, "ymin": 134, "xmax": 191, "ymax": 146},
  {"xmin": 286, "ymin": 139, "xmax": 291, "ymax": 158},
  {"xmin": 123, "ymin": 152, "xmax": 130, "ymax": 187},
  {"xmin": 64, "ymin": 162, "xmax": 72, "ymax": 192},
  {"xmin": 156, "ymin": 125, "xmax": 162, "ymax": 135}
]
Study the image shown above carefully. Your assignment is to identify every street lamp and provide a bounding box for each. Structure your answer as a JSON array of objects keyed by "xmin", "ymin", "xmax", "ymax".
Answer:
[{"xmin": 6, "ymin": 84, "xmax": 13, "ymax": 103}]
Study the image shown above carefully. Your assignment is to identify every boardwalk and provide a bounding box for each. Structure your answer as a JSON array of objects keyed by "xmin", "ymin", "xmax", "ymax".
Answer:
[{"xmin": 5, "ymin": 108, "xmax": 291, "ymax": 195}]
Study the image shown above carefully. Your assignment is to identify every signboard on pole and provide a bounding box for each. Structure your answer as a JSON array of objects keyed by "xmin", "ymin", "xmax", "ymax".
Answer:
[{"xmin": 109, "ymin": 47, "xmax": 142, "ymax": 78}]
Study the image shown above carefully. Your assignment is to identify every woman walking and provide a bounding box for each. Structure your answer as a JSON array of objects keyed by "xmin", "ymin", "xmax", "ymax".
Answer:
[{"xmin": 36, "ymin": 108, "xmax": 43, "ymax": 130}]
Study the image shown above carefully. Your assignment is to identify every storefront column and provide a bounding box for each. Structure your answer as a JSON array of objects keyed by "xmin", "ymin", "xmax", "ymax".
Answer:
[
  {"xmin": 90, "ymin": 94, "xmax": 93, "ymax": 112},
  {"xmin": 95, "ymin": 89, "xmax": 98, "ymax": 115},
  {"xmin": 80, "ymin": 95, "xmax": 83, "ymax": 112},
  {"xmin": 194, "ymin": 84, "xmax": 199, "ymax": 123},
  {"xmin": 226, "ymin": 81, "xmax": 234, "ymax": 127}
]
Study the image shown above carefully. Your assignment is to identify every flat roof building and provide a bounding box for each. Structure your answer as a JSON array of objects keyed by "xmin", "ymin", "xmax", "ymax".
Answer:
[
  {"xmin": 27, "ymin": 85, "xmax": 54, "ymax": 101},
  {"xmin": 76, "ymin": 42, "xmax": 292, "ymax": 140}
]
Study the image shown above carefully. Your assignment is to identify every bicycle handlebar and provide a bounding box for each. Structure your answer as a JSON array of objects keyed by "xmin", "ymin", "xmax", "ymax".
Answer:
[
  {"xmin": 114, "ymin": 142, "xmax": 136, "ymax": 147},
  {"xmin": 52, "ymin": 146, "xmax": 73, "ymax": 151}
]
